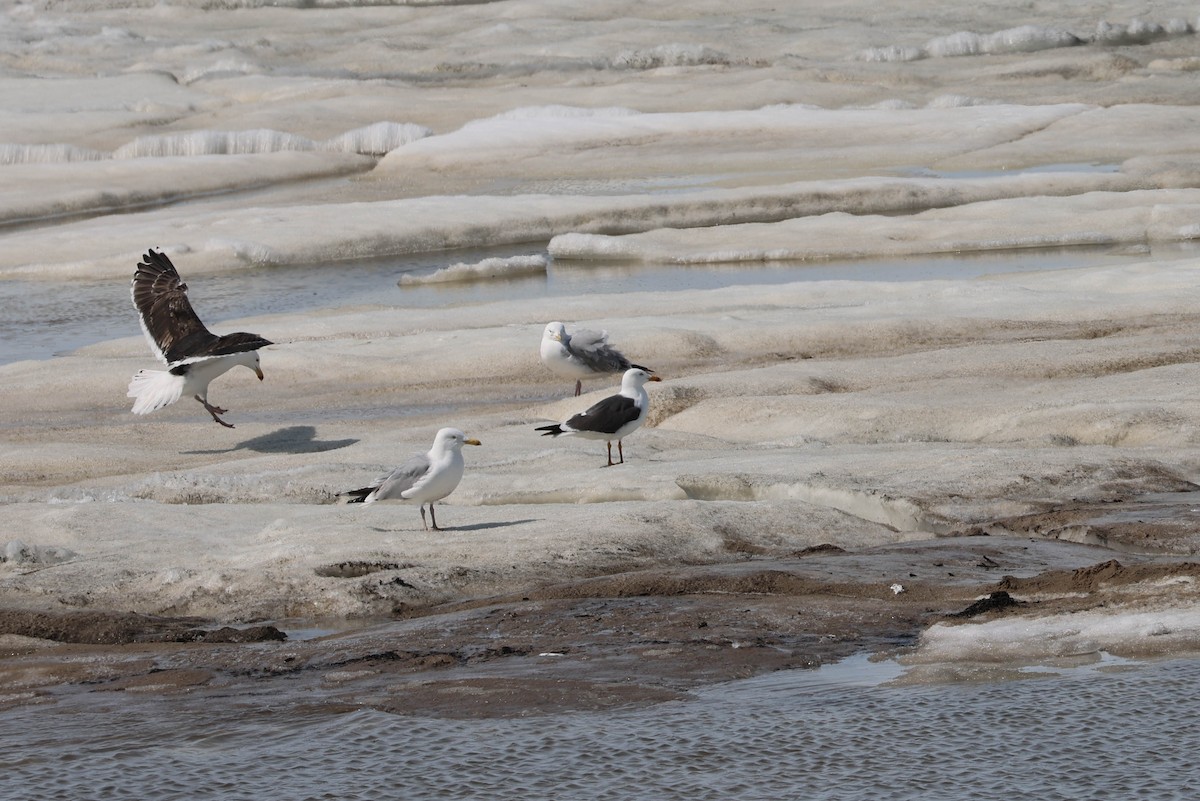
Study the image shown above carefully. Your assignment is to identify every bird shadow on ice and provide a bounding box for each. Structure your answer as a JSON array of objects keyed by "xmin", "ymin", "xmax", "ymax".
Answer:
[
  {"xmin": 182, "ymin": 425, "xmax": 358, "ymax": 455},
  {"xmin": 367, "ymin": 519, "xmax": 538, "ymax": 533}
]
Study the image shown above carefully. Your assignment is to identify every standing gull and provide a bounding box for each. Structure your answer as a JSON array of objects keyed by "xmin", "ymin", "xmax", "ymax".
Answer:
[
  {"xmin": 127, "ymin": 249, "xmax": 272, "ymax": 428},
  {"xmin": 535, "ymin": 368, "xmax": 661, "ymax": 466},
  {"xmin": 540, "ymin": 321, "xmax": 651, "ymax": 396},
  {"xmin": 339, "ymin": 427, "xmax": 481, "ymax": 531}
]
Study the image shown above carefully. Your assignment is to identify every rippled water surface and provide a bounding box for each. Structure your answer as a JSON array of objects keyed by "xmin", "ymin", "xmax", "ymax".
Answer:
[
  {"xmin": 6, "ymin": 653, "xmax": 1199, "ymax": 801},
  {"xmin": 1, "ymin": 243, "xmax": 1184, "ymax": 365}
]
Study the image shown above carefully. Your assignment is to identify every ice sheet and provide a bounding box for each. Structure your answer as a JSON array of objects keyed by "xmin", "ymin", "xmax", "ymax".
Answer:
[{"xmin": 4, "ymin": 0, "xmax": 1200, "ymax": 652}]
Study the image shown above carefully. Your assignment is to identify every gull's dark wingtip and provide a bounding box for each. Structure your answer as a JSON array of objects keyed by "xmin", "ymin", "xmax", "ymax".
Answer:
[{"xmin": 338, "ymin": 487, "xmax": 374, "ymax": 504}]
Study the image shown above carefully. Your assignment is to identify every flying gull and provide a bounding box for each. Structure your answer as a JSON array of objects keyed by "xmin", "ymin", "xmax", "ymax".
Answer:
[
  {"xmin": 339, "ymin": 427, "xmax": 482, "ymax": 531},
  {"xmin": 127, "ymin": 249, "xmax": 272, "ymax": 428},
  {"xmin": 540, "ymin": 321, "xmax": 651, "ymax": 396},
  {"xmin": 535, "ymin": 367, "xmax": 661, "ymax": 466}
]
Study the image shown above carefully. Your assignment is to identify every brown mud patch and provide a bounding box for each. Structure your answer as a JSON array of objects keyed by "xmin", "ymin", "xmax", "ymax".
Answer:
[
  {"xmin": 964, "ymin": 492, "xmax": 1200, "ymax": 554},
  {"xmin": 0, "ymin": 609, "xmax": 286, "ymax": 645},
  {"xmin": 999, "ymin": 558, "xmax": 1200, "ymax": 595},
  {"xmin": 3, "ymin": 537, "xmax": 1200, "ymax": 717}
]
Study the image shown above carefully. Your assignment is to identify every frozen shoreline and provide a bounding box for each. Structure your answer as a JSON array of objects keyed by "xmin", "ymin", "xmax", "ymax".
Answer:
[
  {"xmin": 5, "ymin": 0, "xmax": 1200, "ymax": 690},
  {"xmin": 6, "ymin": 257, "xmax": 1200, "ymax": 664}
]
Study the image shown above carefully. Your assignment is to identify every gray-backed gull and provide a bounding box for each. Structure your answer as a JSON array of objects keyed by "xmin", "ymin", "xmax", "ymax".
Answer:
[
  {"xmin": 539, "ymin": 321, "xmax": 651, "ymax": 396},
  {"xmin": 339, "ymin": 427, "xmax": 481, "ymax": 531}
]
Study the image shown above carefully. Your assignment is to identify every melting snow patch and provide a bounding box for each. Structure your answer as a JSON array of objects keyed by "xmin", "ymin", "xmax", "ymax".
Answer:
[
  {"xmin": 675, "ymin": 473, "xmax": 946, "ymax": 533},
  {"xmin": 323, "ymin": 121, "xmax": 433, "ymax": 156},
  {"xmin": 2, "ymin": 540, "xmax": 77, "ymax": 567},
  {"xmin": 114, "ymin": 129, "xmax": 317, "ymax": 158},
  {"xmin": 611, "ymin": 44, "xmax": 730, "ymax": 70},
  {"xmin": 0, "ymin": 143, "xmax": 107, "ymax": 165},
  {"xmin": 913, "ymin": 605, "xmax": 1200, "ymax": 664},
  {"xmin": 398, "ymin": 255, "xmax": 547, "ymax": 286},
  {"xmin": 858, "ymin": 17, "xmax": 1191, "ymax": 61},
  {"xmin": 924, "ymin": 26, "xmax": 1082, "ymax": 58}
]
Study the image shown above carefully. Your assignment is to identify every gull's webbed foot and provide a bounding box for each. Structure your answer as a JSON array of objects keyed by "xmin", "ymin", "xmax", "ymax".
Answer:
[{"xmin": 197, "ymin": 396, "xmax": 235, "ymax": 428}]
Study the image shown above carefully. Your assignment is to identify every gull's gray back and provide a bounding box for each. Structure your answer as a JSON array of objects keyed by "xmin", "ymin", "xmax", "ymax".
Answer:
[
  {"xmin": 373, "ymin": 453, "xmax": 432, "ymax": 500},
  {"xmin": 567, "ymin": 328, "xmax": 631, "ymax": 373}
]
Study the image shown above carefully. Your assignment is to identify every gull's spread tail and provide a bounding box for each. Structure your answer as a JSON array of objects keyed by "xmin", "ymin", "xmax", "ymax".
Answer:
[{"xmin": 127, "ymin": 369, "xmax": 184, "ymax": 415}]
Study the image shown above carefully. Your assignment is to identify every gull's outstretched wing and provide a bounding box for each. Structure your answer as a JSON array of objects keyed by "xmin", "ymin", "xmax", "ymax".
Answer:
[{"xmin": 131, "ymin": 249, "xmax": 271, "ymax": 365}]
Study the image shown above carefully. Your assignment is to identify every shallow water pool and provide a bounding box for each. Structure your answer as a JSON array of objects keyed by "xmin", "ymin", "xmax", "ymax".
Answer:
[
  {"xmin": 6, "ymin": 652, "xmax": 1199, "ymax": 800},
  {"xmin": 1, "ymin": 243, "xmax": 1190, "ymax": 366}
]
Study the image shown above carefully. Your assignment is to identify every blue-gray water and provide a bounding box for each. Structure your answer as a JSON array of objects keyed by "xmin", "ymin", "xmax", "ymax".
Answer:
[
  {"xmin": 0, "ymin": 244, "xmax": 1178, "ymax": 365},
  {"xmin": 5, "ymin": 652, "xmax": 1198, "ymax": 801}
]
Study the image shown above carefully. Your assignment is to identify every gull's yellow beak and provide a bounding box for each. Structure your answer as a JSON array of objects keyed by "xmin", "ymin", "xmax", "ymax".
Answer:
[
  {"xmin": 465, "ymin": 438, "xmax": 482, "ymax": 446},
  {"xmin": 649, "ymin": 375, "xmax": 663, "ymax": 382},
  {"xmin": 255, "ymin": 367, "xmax": 265, "ymax": 381}
]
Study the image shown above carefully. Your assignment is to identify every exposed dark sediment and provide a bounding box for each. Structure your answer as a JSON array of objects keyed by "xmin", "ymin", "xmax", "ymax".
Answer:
[{"xmin": 6, "ymin": 535, "xmax": 1200, "ymax": 717}]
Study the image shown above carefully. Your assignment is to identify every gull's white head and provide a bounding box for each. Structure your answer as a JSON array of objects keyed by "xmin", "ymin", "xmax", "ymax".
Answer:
[
  {"xmin": 235, "ymin": 349, "xmax": 264, "ymax": 380},
  {"xmin": 621, "ymin": 367, "xmax": 661, "ymax": 389},
  {"xmin": 434, "ymin": 427, "xmax": 482, "ymax": 451},
  {"xmin": 543, "ymin": 322, "xmax": 568, "ymax": 343}
]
